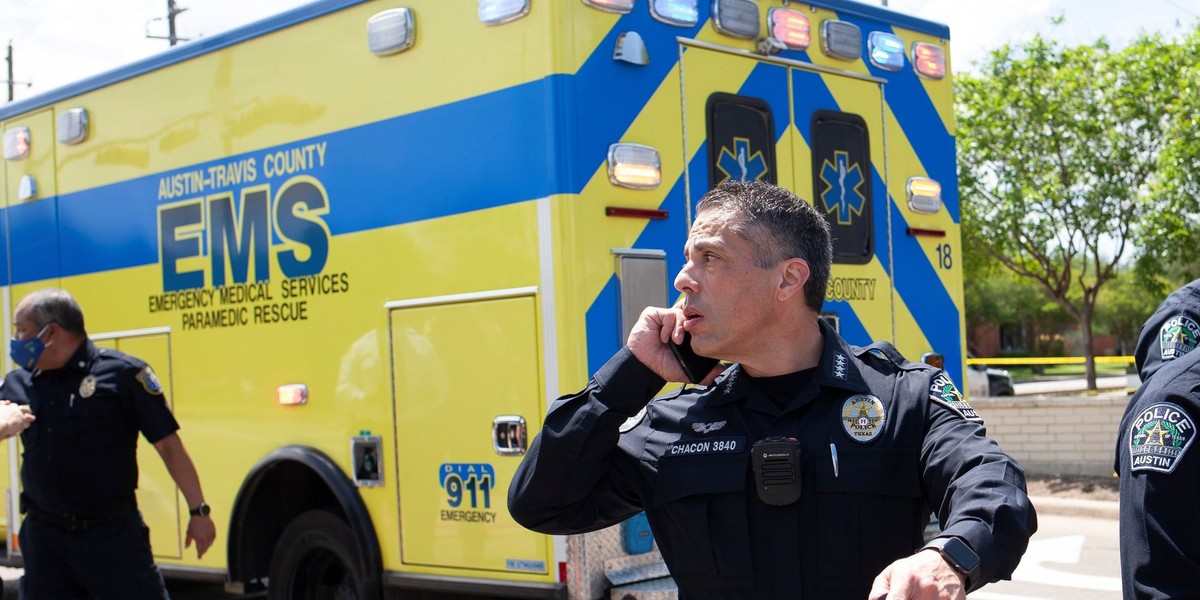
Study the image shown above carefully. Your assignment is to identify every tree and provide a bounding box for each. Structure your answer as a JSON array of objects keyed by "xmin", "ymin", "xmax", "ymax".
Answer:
[
  {"xmin": 1094, "ymin": 270, "xmax": 1175, "ymax": 356},
  {"xmin": 955, "ymin": 29, "xmax": 1200, "ymax": 390}
]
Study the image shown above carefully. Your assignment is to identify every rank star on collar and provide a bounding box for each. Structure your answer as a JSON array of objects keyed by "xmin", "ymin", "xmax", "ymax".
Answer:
[
  {"xmin": 833, "ymin": 353, "xmax": 848, "ymax": 380},
  {"xmin": 692, "ymin": 421, "xmax": 727, "ymax": 434}
]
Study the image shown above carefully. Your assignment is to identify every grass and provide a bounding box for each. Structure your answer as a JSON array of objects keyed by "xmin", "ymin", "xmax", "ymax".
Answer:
[{"xmin": 1001, "ymin": 362, "xmax": 1129, "ymax": 380}]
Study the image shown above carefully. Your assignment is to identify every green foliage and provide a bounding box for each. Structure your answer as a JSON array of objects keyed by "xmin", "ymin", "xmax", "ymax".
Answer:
[{"xmin": 955, "ymin": 27, "xmax": 1200, "ymax": 381}]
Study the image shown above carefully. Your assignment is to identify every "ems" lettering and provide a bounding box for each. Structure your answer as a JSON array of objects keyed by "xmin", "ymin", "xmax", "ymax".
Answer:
[{"xmin": 158, "ymin": 177, "xmax": 331, "ymax": 292}]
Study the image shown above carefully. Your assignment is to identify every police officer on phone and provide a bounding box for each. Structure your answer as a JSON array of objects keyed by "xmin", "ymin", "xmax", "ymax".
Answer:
[
  {"xmin": 508, "ymin": 181, "xmax": 1036, "ymax": 599},
  {"xmin": 2, "ymin": 288, "xmax": 216, "ymax": 599},
  {"xmin": 1116, "ymin": 278, "xmax": 1200, "ymax": 599}
]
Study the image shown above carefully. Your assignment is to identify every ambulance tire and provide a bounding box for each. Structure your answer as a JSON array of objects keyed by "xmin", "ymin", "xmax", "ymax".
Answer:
[{"xmin": 268, "ymin": 509, "xmax": 375, "ymax": 600}]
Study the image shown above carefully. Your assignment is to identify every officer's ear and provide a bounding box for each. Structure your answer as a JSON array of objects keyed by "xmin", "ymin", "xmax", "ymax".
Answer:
[{"xmin": 777, "ymin": 258, "xmax": 810, "ymax": 302}]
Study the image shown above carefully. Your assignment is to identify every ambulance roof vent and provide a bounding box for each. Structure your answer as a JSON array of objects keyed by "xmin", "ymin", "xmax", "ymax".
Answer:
[
  {"xmin": 614, "ymin": 32, "xmax": 649, "ymax": 65},
  {"xmin": 367, "ymin": 8, "xmax": 415, "ymax": 56}
]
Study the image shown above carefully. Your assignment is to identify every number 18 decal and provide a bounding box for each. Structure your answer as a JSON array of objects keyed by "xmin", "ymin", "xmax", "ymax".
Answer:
[{"xmin": 439, "ymin": 463, "xmax": 495, "ymax": 509}]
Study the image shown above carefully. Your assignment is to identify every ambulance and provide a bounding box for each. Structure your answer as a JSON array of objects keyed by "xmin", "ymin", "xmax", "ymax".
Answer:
[{"xmin": 0, "ymin": 0, "xmax": 964, "ymax": 598}]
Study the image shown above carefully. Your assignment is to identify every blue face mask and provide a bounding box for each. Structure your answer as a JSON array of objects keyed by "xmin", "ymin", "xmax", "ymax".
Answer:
[{"xmin": 10, "ymin": 325, "xmax": 50, "ymax": 371}]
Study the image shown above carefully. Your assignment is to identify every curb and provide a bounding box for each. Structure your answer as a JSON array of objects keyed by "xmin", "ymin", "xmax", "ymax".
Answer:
[{"xmin": 1029, "ymin": 495, "xmax": 1118, "ymax": 520}]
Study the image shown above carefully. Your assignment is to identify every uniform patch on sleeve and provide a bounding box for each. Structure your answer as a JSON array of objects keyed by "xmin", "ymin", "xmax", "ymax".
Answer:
[
  {"xmin": 619, "ymin": 406, "xmax": 647, "ymax": 433},
  {"xmin": 135, "ymin": 367, "xmax": 164, "ymax": 395},
  {"xmin": 1160, "ymin": 315, "xmax": 1200, "ymax": 361},
  {"xmin": 1129, "ymin": 402, "xmax": 1196, "ymax": 474},
  {"xmin": 929, "ymin": 372, "xmax": 982, "ymax": 422}
]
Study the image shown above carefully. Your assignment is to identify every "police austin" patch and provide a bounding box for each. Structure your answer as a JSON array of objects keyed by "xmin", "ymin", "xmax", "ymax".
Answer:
[
  {"xmin": 1129, "ymin": 402, "xmax": 1196, "ymax": 474},
  {"xmin": 929, "ymin": 372, "xmax": 982, "ymax": 422}
]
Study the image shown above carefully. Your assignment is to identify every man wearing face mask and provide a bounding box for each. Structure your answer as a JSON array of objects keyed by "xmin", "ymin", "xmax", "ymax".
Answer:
[{"xmin": 1, "ymin": 288, "xmax": 215, "ymax": 599}]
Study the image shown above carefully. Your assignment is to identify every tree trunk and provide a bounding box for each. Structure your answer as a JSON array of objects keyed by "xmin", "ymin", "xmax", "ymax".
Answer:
[{"xmin": 1082, "ymin": 310, "xmax": 1097, "ymax": 391}]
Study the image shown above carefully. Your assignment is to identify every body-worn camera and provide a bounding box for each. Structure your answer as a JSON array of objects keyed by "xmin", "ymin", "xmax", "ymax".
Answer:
[{"xmin": 751, "ymin": 437, "xmax": 802, "ymax": 505}]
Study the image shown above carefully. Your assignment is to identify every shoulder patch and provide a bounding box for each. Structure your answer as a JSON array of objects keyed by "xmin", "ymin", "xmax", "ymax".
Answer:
[
  {"xmin": 1160, "ymin": 314, "xmax": 1200, "ymax": 361},
  {"xmin": 619, "ymin": 406, "xmax": 647, "ymax": 433},
  {"xmin": 135, "ymin": 366, "xmax": 164, "ymax": 396},
  {"xmin": 1129, "ymin": 402, "xmax": 1196, "ymax": 474},
  {"xmin": 929, "ymin": 372, "xmax": 982, "ymax": 422}
]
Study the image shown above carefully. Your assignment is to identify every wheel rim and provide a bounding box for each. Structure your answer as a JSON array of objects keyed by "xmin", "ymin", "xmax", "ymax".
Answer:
[{"xmin": 293, "ymin": 546, "xmax": 359, "ymax": 600}]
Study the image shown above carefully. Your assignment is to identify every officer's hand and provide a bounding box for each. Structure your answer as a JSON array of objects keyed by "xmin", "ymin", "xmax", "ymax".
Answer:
[
  {"xmin": 868, "ymin": 549, "xmax": 966, "ymax": 600},
  {"xmin": 626, "ymin": 305, "xmax": 723, "ymax": 385},
  {"xmin": 0, "ymin": 401, "xmax": 33, "ymax": 439},
  {"xmin": 186, "ymin": 515, "xmax": 217, "ymax": 559}
]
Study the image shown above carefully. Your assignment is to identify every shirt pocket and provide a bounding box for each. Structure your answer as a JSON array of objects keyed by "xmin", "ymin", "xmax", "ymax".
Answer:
[
  {"xmin": 813, "ymin": 446, "xmax": 924, "ymax": 586},
  {"xmin": 649, "ymin": 451, "xmax": 753, "ymax": 590},
  {"xmin": 65, "ymin": 384, "xmax": 128, "ymax": 448}
]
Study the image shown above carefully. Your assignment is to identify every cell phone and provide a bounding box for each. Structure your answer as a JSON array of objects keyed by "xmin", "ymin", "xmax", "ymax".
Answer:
[{"xmin": 668, "ymin": 331, "xmax": 720, "ymax": 384}]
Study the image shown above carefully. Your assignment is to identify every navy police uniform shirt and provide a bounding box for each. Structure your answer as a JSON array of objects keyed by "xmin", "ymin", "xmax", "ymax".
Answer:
[
  {"xmin": 1133, "ymin": 278, "xmax": 1200, "ymax": 382},
  {"xmin": 509, "ymin": 320, "xmax": 1037, "ymax": 599},
  {"xmin": 0, "ymin": 340, "xmax": 179, "ymax": 519},
  {"xmin": 1116, "ymin": 348, "xmax": 1200, "ymax": 599}
]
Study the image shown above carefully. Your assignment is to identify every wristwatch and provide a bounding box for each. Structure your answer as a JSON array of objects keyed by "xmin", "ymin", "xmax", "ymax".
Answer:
[
  {"xmin": 189, "ymin": 502, "xmax": 211, "ymax": 517},
  {"xmin": 922, "ymin": 536, "xmax": 980, "ymax": 589}
]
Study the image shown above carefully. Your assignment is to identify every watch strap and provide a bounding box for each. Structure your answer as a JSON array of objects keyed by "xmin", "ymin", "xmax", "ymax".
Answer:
[{"xmin": 921, "ymin": 536, "xmax": 980, "ymax": 590}]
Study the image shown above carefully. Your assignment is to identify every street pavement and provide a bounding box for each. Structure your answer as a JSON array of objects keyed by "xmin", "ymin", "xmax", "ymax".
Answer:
[{"xmin": 1012, "ymin": 375, "xmax": 1130, "ymax": 396}]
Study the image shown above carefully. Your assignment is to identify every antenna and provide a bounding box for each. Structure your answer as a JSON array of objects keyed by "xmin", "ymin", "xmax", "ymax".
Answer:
[{"xmin": 146, "ymin": 0, "xmax": 190, "ymax": 46}]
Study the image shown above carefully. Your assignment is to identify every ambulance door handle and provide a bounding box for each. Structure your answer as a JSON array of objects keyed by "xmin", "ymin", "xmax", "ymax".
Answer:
[{"xmin": 492, "ymin": 415, "xmax": 527, "ymax": 456}]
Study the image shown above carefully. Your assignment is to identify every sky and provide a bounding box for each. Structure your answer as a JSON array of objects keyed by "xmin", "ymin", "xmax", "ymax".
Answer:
[{"xmin": 2, "ymin": 0, "xmax": 1199, "ymax": 104}]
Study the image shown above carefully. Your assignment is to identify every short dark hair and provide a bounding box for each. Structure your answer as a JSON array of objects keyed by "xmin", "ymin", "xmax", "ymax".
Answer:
[
  {"xmin": 23, "ymin": 288, "xmax": 87, "ymax": 336},
  {"xmin": 695, "ymin": 180, "xmax": 832, "ymax": 312}
]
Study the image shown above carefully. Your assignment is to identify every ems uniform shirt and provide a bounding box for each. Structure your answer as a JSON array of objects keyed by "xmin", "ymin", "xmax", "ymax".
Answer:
[
  {"xmin": 509, "ymin": 320, "xmax": 1036, "ymax": 599},
  {"xmin": 1116, "ymin": 349, "xmax": 1200, "ymax": 600},
  {"xmin": 0, "ymin": 340, "xmax": 180, "ymax": 519}
]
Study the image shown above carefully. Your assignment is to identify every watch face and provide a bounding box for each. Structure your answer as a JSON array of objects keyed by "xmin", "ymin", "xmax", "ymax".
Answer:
[{"xmin": 943, "ymin": 538, "xmax": 980, "ymax": 572}]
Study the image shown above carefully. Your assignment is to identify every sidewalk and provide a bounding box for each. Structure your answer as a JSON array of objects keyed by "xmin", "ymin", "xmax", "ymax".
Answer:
[{"xmin": 1029, "ymin": 495, "xmax": 1118, "ymax": 520}]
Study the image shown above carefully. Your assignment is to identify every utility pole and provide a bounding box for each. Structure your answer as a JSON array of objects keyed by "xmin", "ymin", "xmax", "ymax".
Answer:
[
  {"xmin": 146, "ymin": 0, "xmax": 190, "ymax": 47},
  {"xmin": 5, "ymin": 40, "xmax": 33, "ymax": 102}
]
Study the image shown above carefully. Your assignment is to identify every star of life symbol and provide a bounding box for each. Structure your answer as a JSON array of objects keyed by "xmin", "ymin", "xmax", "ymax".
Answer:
[
  {"xmin": 1130, "ymin": 402, "xmax": 1196, "ymax": 474},
  {"xmin": 692, "ymin": 421, "xmax": 727, "ymax": 434},
  {"xmin": 818, "ymin": 150, "xmax": 866, "ymax": 225},
  {"xmin": 717, "ymin": 137, "xmax": 769, "ymax": 183}
]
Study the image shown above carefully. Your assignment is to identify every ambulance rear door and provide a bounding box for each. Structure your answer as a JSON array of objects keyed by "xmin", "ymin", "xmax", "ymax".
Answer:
[{"xmin": 680, "ymin": 41, "xmax": 894, "ymax": 346}]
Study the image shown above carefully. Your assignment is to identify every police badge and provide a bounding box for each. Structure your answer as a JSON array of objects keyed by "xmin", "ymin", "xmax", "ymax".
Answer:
[
  {"xmin": 79, "ymin": 374, "xmax": 97, "ymax": 398},
  {"xmin": 841, "ymin": 394, "xmax": 886, "ymax": 443}
]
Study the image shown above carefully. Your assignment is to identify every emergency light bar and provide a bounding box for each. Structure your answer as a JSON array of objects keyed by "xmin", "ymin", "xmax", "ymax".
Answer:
[
  {"xmin": 913, "ymin": 42, "xmax": 947, "ymax": 79},
  {"xmin": 767, "ymin": 8, "xmax": 811, "ymax": 51},
  {"xmin": 584, "ymin": 0, "xmax": 634, "ymax": 13},
  {"xmin": 907, "ymin": 177, "xmax": 942, "ymax": 214},
  {"xmin": 868, "ymin": 32, "xmax": 905, "ymax": 71},
  {"xmin": 651, "ymin": 0, "xmax": 698, "ymax": 27},
  {"xmin": 712, "ymin": 0, "xmax": 760, "ymax": 40},
  {"xmin": 608, "ymin": 143, "xmax": 662, "ymax": 189},
  {"xmin": 820, "ymin": 20, "xmax": 862, "ymax": 61},
  {"xmin": 367, "ymin": 8, "xmax": 415, "ymax": 56},
  {"xmin": 478, "ymin": 0, "xmax": 530, "ymax": 25}
]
